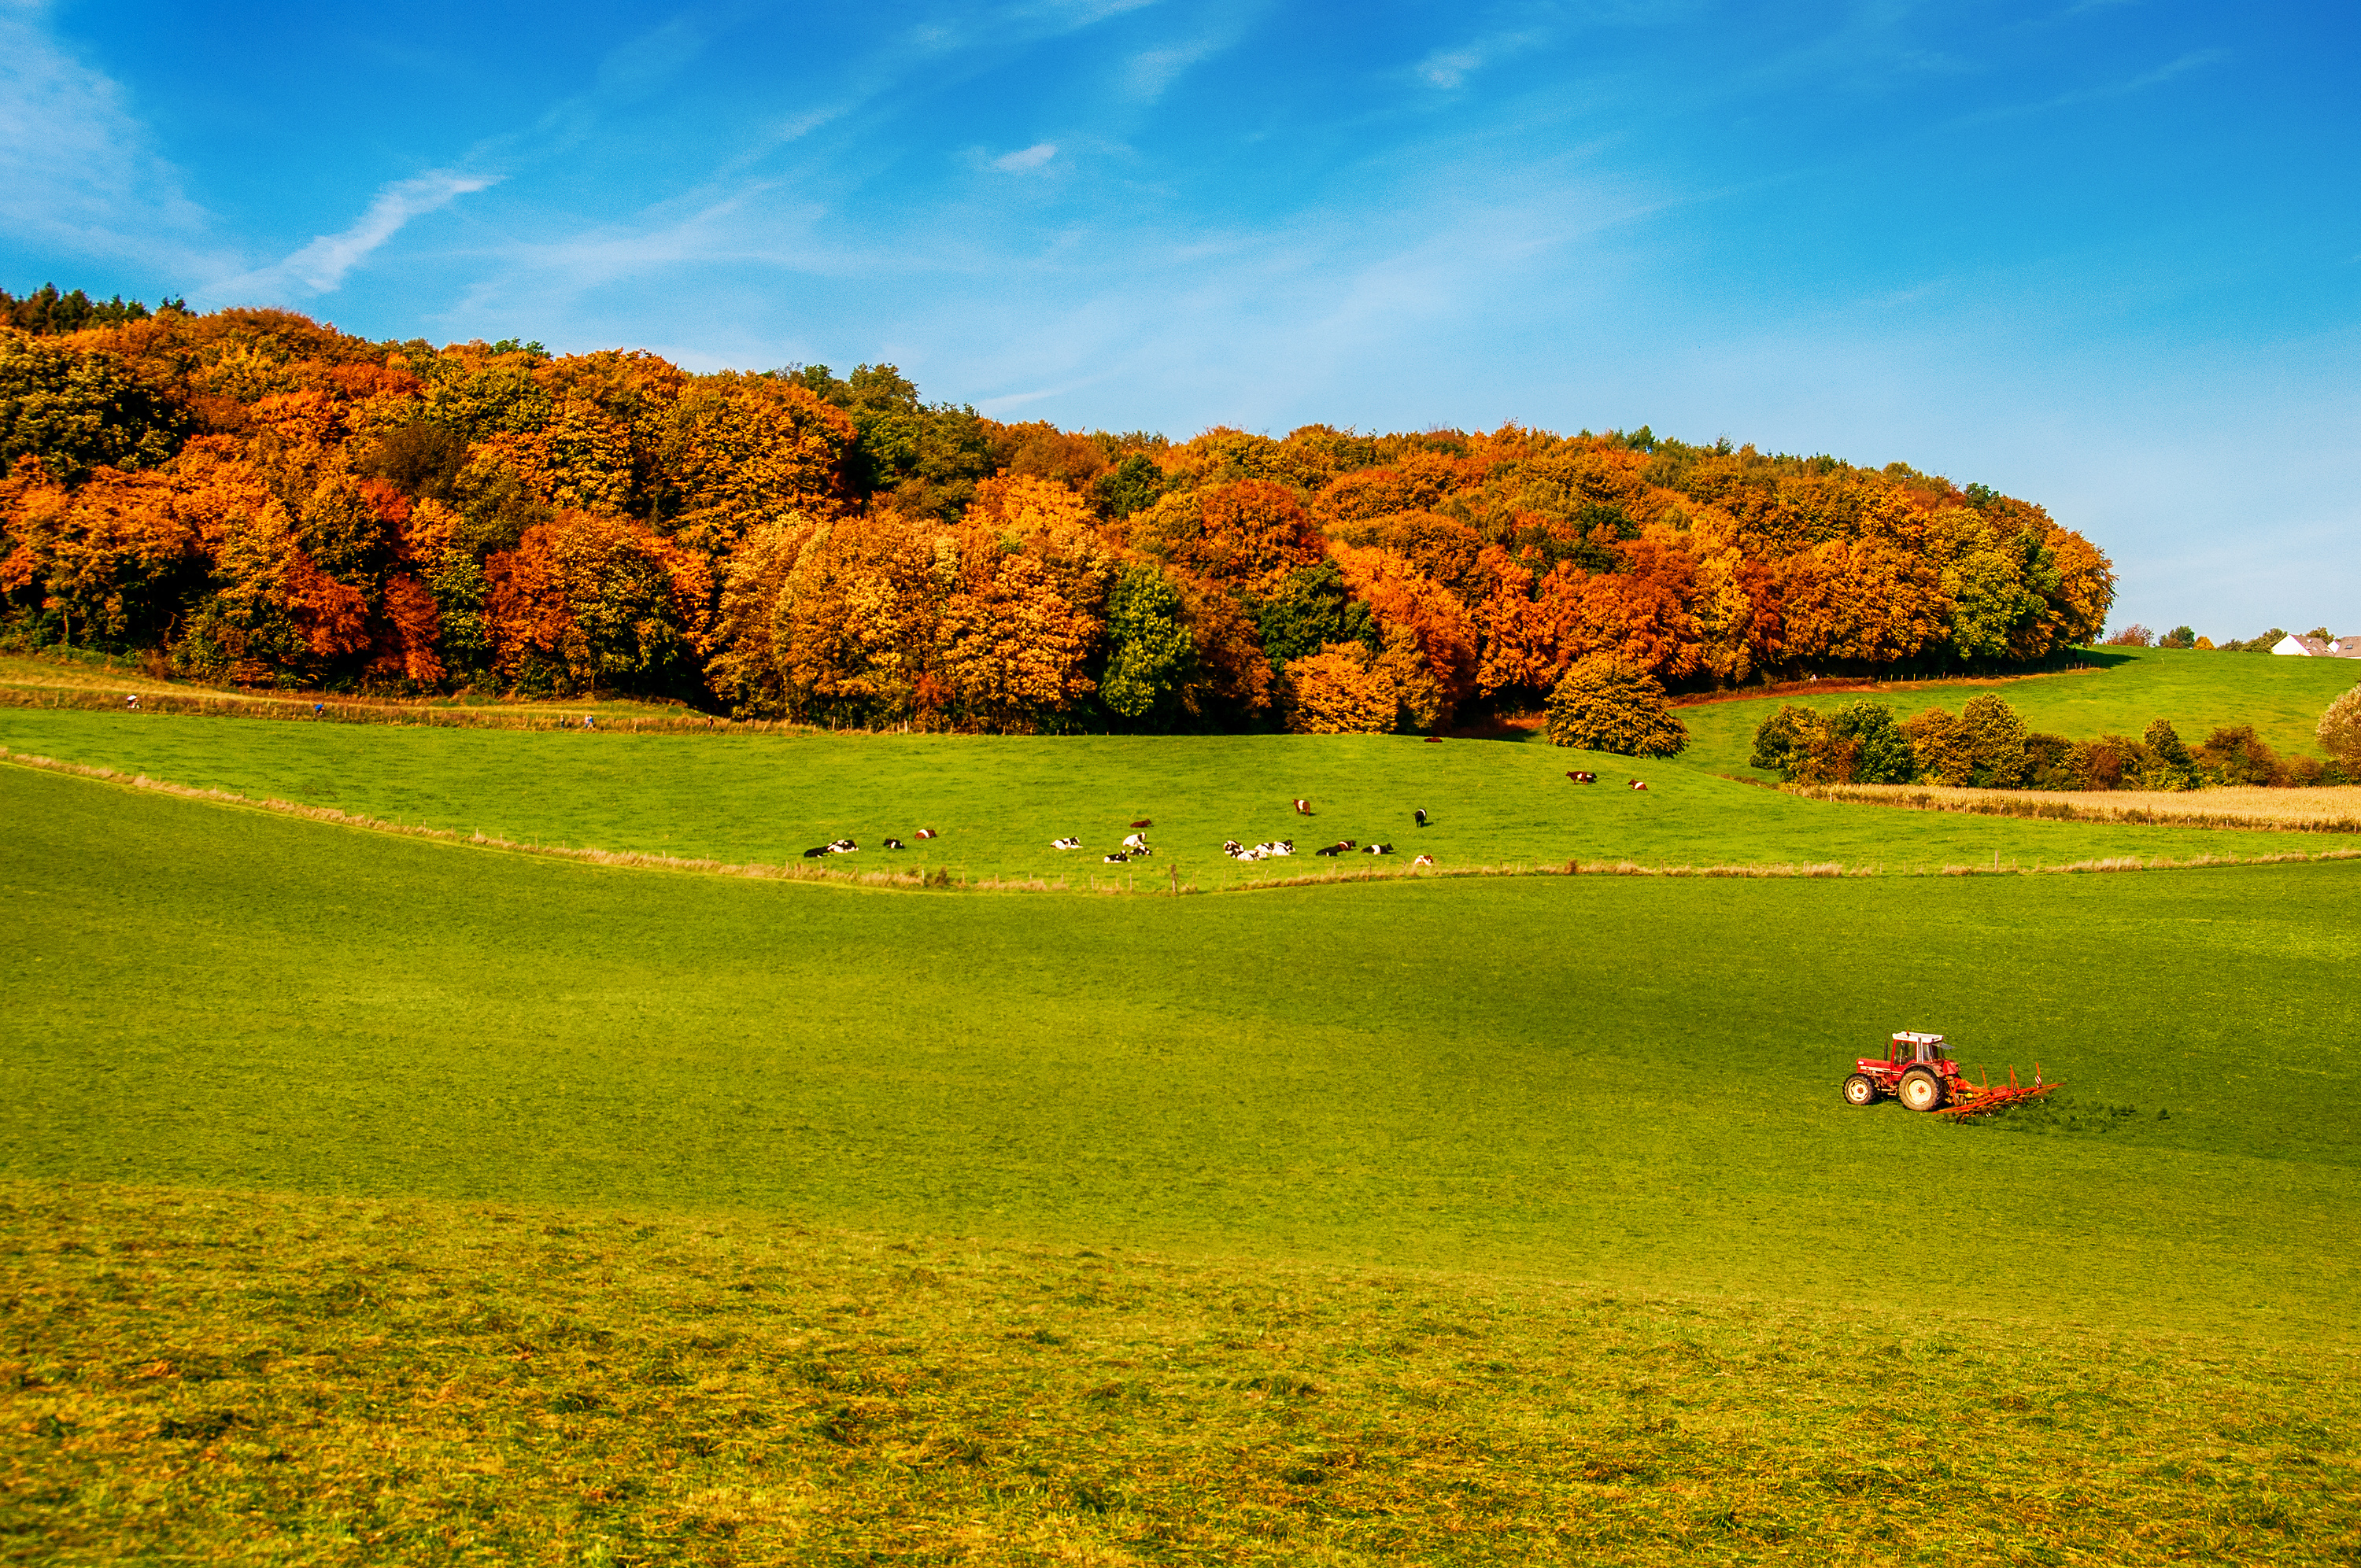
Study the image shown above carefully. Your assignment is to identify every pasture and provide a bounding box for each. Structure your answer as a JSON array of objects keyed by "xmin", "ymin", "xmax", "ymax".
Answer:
[
  {"xmin": 7, "ymin": 645, "xmax": 2361, "ymax": 1562},
  {"xmin": 2, "ymin": 706, "xmax": 2350, "ymax": 891}
]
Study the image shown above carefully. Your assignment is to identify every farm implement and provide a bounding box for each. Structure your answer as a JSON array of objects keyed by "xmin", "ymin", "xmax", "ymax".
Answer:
[{"xmin": 1842, "ymin": 1031, "xmax": 2060, "ymax": 1119}]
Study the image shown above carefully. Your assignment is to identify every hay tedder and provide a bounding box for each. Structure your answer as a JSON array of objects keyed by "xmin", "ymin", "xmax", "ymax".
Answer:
[{"xmin": 1842, "ymin": 1031, "xmax": 2059, "ymax": 1119}]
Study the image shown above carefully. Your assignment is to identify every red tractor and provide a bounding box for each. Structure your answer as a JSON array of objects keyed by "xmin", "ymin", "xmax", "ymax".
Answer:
[
  {"xmin": 1845, "ymin": 1031, "xmax": 1960, "ymax": 1112},
  {"xmin": 1843, "ymin": 1031, "xmax": 2057, "ymax": 1117}
]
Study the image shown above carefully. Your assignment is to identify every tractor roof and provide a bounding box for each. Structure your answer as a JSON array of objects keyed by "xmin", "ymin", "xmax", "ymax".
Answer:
[{"xmin": 1893, "ymin": 1031, "xmax": 1945, "ymax": 1045}]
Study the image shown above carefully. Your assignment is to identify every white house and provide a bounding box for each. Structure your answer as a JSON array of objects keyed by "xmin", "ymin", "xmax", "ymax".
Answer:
[{"xmin": 2272, "ymin": 633, "xmax": 2361, "ymax": 658}]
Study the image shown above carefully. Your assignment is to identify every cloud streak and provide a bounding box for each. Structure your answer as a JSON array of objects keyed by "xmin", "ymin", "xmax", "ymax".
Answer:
[{"xmin": 212, "ymin": 170, "xmax": 500, "ymax": 302}]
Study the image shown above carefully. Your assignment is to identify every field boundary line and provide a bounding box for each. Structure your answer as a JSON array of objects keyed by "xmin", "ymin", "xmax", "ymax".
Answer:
[{"xmin": 11, "ymin": 747, "xmax": 2355, "ymax": 895}]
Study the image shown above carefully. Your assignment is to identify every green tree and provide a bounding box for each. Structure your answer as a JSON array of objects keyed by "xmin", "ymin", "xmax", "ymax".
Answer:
[
  {"xmin": 1252, "ymin": 561, "xmax": 1374, "ymax": 670},
  {"xmin": 1827, "ymin": 702, "xmax": 1916, "ymax": 784},
  {"xmin": 1545, "ymin": 656, "xmax": 1687, "ymax": 757},
  {"xmin": 1099, "ymin": 565, "xmax": 1198, "ymax": 726},
  {"xmin": 0, "ymin": 331, "xmax": 186, "ymax": 481},
  {"xmin": 1749, "ymin": 704, "xmax": 1824, "ymax": 777},
  {"xmin": 2158, "ymin": 625, "xmax": 2197, "ymax": 649},
  {"xmin": 2139, "ymin": 718, "xmax": 2197, "ymax": 791},
  {"xmin": 2023, "ymin": 732, "xmax": 2086, "ymax": 790},
  {"xmin": 1958, "ymin": 694, "xmax": 2028, "ymax": 788},
  {"xmin": 1096, "ymin": 453, "xmax": 1167, "ymax": 518}
]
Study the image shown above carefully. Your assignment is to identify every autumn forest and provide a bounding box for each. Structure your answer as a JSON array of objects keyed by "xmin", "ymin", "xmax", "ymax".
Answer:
[{"xmin": 0, "ymin": 290, "xmax": 2115, "ymax": 733}]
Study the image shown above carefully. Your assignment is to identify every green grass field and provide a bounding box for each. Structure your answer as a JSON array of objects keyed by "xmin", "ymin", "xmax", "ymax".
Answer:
[
  {"xmin": 8, "ymin": 648, "xmax": 2361, "ymax": 1562},
  {"xmin": 1679, "ymin": 647, "xmax": 2361, "ymax": 779},
  {"xmin": 4, "ymin": 704, "xmax": 2349, "ymax": 891}
]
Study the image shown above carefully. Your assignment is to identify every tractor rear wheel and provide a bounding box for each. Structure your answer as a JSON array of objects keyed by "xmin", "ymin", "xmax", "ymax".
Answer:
[
  {"xmin": 1842, "ymin": 1074, "xmax": 1879, "ymax": 1107},
  {"xmin": 1899, "ymin": 1070, "xmax": 1945, "ymax": 1113}
]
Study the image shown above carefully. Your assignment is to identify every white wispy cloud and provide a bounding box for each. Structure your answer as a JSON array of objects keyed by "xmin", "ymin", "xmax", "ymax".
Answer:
[
  {"xmin": 992, "ymin": 142, "xmax": 1059, "ymax": 172},
  {"xmin": 1951, "ymin": 48, "xmax": 2227, "ymax": 126},
  {"xmin": 211, "ymin": 169, "xmax": 499, "ymax": 302},
  {"xmin": 0, "ymin": 1, "xmax": 227, "ymax": 276}
]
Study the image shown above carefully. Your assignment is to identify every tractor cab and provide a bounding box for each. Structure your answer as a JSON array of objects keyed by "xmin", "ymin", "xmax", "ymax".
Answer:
[{"xmin": 1890, "ymin": 1031, "xmax": 1949, "ymax": 1068}]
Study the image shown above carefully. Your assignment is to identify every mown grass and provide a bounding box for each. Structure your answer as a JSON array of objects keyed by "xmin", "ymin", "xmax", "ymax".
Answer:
[
  {"xmin": 1681, "ymin": 647, "xmax": 2361, "ymax": 778},
  {"xmin": 4, "ymin": 705, "xmax": 2348, "ymax": 888},
  {"xmin": 7, "ymin": 1182, "xmax": 2355, "ymax": 1566},
  {"xmin": 7, "ymin": 763, "xmax": 2359, "ymax": 1343}
]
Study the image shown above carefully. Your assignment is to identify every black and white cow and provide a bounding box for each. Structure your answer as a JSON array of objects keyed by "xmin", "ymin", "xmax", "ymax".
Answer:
[
  {"xmin": 1362, "ymin": 843, "xmax": 1395, "ymax": 854},
  {"xmin": 882, "ymin": 838, "xmax": 906, "ymax": 850}
]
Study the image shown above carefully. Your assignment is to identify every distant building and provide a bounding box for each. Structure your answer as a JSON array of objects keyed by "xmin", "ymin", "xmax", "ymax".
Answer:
[{"xmin": 2272, "ymin": 633, "xmax": 2361, "ymax": 658}]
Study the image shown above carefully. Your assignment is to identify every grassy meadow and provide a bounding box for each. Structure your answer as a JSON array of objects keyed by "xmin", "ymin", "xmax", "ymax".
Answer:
[
  {"xmin": 7, "ymin": 643, "xmax": 2361, "ymax": 1562},
  {"xmin": 3, "ymin": 707, "xmax": 2351, "ymax": 891},
  {"xmin": 1677, "ymin": 646, "xmax": 2361, "ymax": 780}
]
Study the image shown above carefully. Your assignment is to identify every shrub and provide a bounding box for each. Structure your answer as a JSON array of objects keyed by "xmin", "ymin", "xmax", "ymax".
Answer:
[
  {"xmin": 2104, "ymin": 624, "xmax": 2156, "ymax": 647},
  {"xmin": 2194, "ymin": 725, "xmax": 2285, "ymax": 788},
  {"xmin": 2075, "ymin": 734, "xmax": 2149, "ymax": 791},
  {"xmin": 1827, "ymin": 703, "xmax": 1915, "ymax": 784},
  {"xmin": 1749, "ymin": 704, "xmax": 1823, "ymax": 775},
  {"xmin": 1958, "ymin": 695, "xmax": 2028, "ymax": 788},
  {"xmin": 2024, "ymin": 732, "xmax": 2085, "ymax": 791},
  {"xmin": 1901, "ymin": 708, "xmax": 1973, "ymax": 785},
  {"xmin": 2320, "ymin": 685, "xmax": 2361, "ymax": 771},
  {"xmin": 1545, "ymin": 656, "xmax": 1687, "ymax": 757},
  {"xmin": 2138, "ymin": 719, "xmax": 2198, "ymax": 791},
  {"xmin": 2157, "ymin": 625, "xmax": 2197, "ymax": 649}
]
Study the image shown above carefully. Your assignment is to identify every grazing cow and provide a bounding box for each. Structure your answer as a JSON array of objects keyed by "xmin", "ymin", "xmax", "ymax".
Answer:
[
  {"xmin": 1314, "ymin": 839, "xmax": 1356, "ymax": 857},
  {"xmin": 1413, "ymin": 854, "xmax": 1435, "ymax": 867},
  {"xmin": 1362, "ymin": 843, "xmax": 1395, "ymax": 854},
  {"xmin": 826, "ymin": 839, "xmax": 859, "ymax": 853},
  {"xmin": 1051, "ymin": 836, "xmax": 1083, "ymax": 850},
  {"xmin": 1122, "ymin": 832, "xmax": 1150, "ymax": 851},
  {"xmin": 1221, "ymin": 839, "xmax": 1244, "ymax": 855},
  {"xmin": 882, "ymin": 838, "xmax": 906, "ymax": 850},
  {"xmin": 801, "ymin": 846, "xmax": 828, "ymax": 859},
  {"xmin": 916, "ymin": 828, "xmax": 937, "ymax": 839},
  {"xmin": 1129, "ymin": 818, "xmax": 1153, "ymax": 829},
  {"xmin": 1293, "ymin": 799, "xmax": 1312, "ymax": 815},
  {"xmin": 1103, "ymin": 851, "xmax": 1132, "ymax": 863},
  {"xmin": 1567, "ymin": 771, "xmax": 1597, "ymax": 784},
  {"xmin": 1413, "ymin": 808, "xmax": 1428, "ymax": 827},
  {"xmin": 1628, "ymin": 779, "xmax": 1648, "ymax": 791}
]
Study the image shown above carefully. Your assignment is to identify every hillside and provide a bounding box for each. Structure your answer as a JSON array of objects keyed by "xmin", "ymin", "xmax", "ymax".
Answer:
[{"xmin": 3, "ymin": 303, "xmax": 2112, "ymax": 739}]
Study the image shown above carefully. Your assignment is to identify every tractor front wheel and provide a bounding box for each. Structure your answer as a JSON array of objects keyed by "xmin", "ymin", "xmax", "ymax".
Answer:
[
  {"xmin": 1842, "ymin": 1074, "xmax": 1879, "ymax": 1107},
  {"xmin": 1899, "ymin": 1071, "xmax": 1946, "ymax": 1113}
]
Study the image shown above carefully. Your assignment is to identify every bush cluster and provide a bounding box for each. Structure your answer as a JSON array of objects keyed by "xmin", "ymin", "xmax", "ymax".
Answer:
[{"xmin": 1751, "ymin": 688, "xmax": 2359, "ymax": 791}]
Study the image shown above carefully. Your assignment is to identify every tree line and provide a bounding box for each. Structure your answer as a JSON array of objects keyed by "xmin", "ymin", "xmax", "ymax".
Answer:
[{"xmin": 1, "ymin": 294, "xmax": 2118, "ymax": 733}]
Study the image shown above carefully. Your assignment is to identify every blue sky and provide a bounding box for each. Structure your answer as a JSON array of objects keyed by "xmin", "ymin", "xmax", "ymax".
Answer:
[{"xmin": 4, "ymin": 1, "xmax": 2355, "ymax": 636}]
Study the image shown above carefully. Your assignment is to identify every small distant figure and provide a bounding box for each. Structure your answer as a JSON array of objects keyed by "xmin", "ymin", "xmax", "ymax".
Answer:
[
  {"xmin": 1362, "ymin": 843, "xmax": 1395, "ymax": 855},
  {"xmin": 1422, "ymin": 736, "xmax": 1443, "ymax": 743},
  {"xmin": 1102, "ymin": 851, "xmax": 1131, "ymax": 864},
  {"xmin": 125, "ymin": 695, "xmax": 139, "ymax": 709},
  {"xmin": 801, "ymin": 846, "xmax": 828, "ymax": 859},
  {"xmin": 1413, "ymin": 808, "xmax": 1428, "ymax": 827},
  {"xmin": 1129, "ymin": 818, "xmax": 1152, "ymax": 829},
  {"xmin": 1628, "ymin": 779, "xmax": 1648, "ymax": 791},
  {"xmin": 1567, "ymin": 770, "xmax": 1597, "ymax": 784},
  {"xmin": 882, "ymin": 838, "xmax": 906, "ymax": 850},
  {"xmin": 583, "ymin": 716, "xmax": 595, "ymax": 730},
  {"xmin": 1293, "ymin": 798, "xmax": 1312, "ymax": 815},
  {"xmin": 825, "ymin": 838, "xmax": 859, "ymax": 853},
  {"xmin": 1413, "ymin": 854, "xmax": 1435, "ymax": 867},
  {"xmin": 1051, "ymin": 837, "xmax": 1083, "ymax": 850},
  {"xmin": 916, "ymin": 828, "xmax": 937, "ymax": 839},
  {"xmin": 1121, "ymin": 832, "xmax": 1151, "ymax": 852}
]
